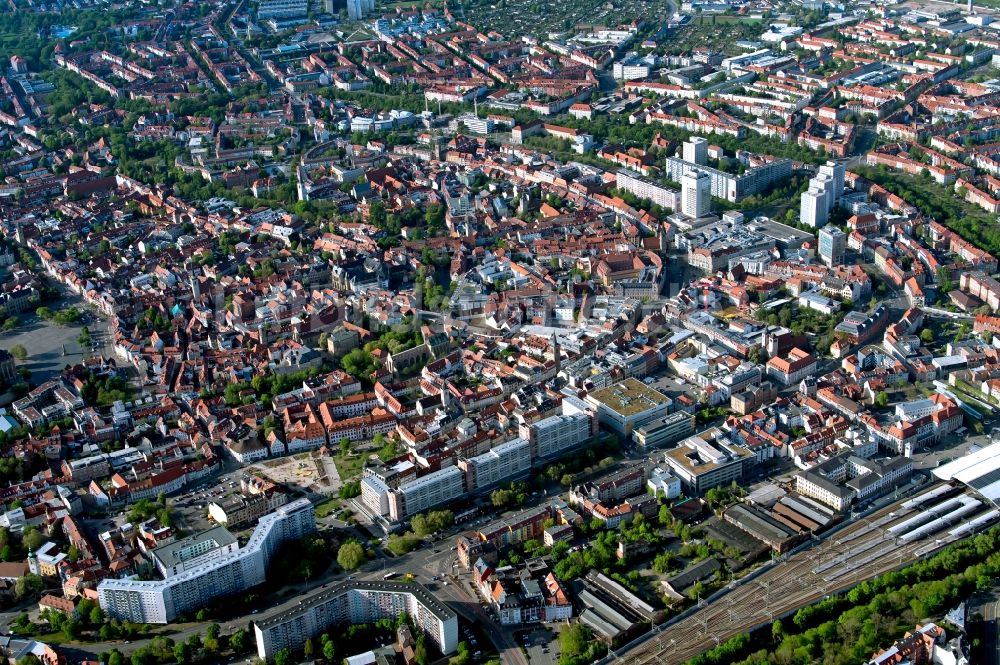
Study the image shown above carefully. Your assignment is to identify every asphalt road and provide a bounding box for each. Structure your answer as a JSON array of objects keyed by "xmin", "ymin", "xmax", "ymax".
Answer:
[{"xmin": 982, "ymin": 590, "xmax": 1000, "ymax": 665}]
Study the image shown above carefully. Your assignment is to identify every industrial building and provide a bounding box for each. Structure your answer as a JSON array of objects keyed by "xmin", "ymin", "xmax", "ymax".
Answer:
[{"xmin": 577, "ymin": 571, "xmax": 658, "ymax": 645}]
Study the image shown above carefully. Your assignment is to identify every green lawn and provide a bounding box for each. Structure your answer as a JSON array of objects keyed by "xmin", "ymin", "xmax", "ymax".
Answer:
[
  {"xmin": 333, "ymin": 453, "xmax": 364, "ymax": 480},
  {"xmin": 314, "ymin": 498, "xmax": 340, "ymax": 518}
]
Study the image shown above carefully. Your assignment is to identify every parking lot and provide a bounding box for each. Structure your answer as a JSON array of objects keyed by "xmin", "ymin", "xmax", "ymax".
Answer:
[
  {"xmin": 519, "ymin": 626, "xmax": 559, "ymax": 665},
  {"xmin": 645, "ymin": 373, "xmax": 697, "ymax": 403},
  {"xmin": 167, "ymin": 467, "xmax": 267, "ymax": 535}
]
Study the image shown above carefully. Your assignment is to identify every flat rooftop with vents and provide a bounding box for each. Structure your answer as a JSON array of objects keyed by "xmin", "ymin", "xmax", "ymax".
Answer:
[{"xmin": 585, "ymin": 378, "xmax": 673, "ymax": 438}]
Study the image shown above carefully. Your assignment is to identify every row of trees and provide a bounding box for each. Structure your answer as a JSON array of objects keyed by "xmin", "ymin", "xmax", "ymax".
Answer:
[
  {"xmin": 856, "ymin": 165, "xmax": 1000, "ymax": 256},
  {"xmin": 95, "ymin": 623, "xmax": 250, "ymax": 665}
]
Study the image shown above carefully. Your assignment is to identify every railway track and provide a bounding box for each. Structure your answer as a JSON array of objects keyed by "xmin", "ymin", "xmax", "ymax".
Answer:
[{"xmin": 619, "ymin": 500, "xmax": 950, "ymax": 665}]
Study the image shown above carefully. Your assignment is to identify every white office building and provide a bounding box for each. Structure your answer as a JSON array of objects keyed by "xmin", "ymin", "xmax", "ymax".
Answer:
[
  {"xmin": 616, "ymin": 169, "xmax": 679, "ymax": 211},
  {"xmin": 460, "ymin": 437, "xmax": 532, "ymax": 491},
  {"xmin": 647, "ymin": 467, "xmax": 682, "ymax": 499},
  {"xmin": 814, "ymin": 173, "xmax": 836, "ymax": 214},
  {"xmin": 257, "ymin": 0, "xmax": 308, "ymax": 19},
  {"xmin": 151, "ymin": 527, "xmax": 239, "ymax": 579},
  {"xmin": 680, "ymin": 170, "xmax": 711, "ymax": 218},
  {"xmin": 818, "ymin": 226, "xmax": 846, "ymax": 267},
  {"xmin": 818, "ymin": 161, "xmax": 845, "ymax": 208},
  {"xmin": 360, "ymin": 475, "xmax": 392, "ymax": 517},
  {"xmin": 523, "ymin": 411, "xmax": 593, "ymax": 459},
  {"xmin": 388, "ymin": 466, "xmax": 465, "ymax": 522},
  {"xmin": 613, "ymin": 61, "xmax": 652, "ymax": 80},
  {"xmin": 254, "ymin": 581, "xmax": 458, "ymax": 660},
  {"xmin": 800, "ymin": 187, "xmax": 828, "ymax": 228},
  {"xmin": 97, "ymin": 499, "xmax": 314, "ymax": 623},
  {"xmin": 683, "ymin": 137, "xmax": 708, "ymax": 166},
  {"xmin": 585, "ymin": 378, "xmax": 673, "ymax": 438},
  {"xmin": 665, "ymin": 155, "xmax": 792, "ymax": 202},
  {"xmin": 800, "ymin": 162, "xmax": 844, "ymax": 227},
  {"xmin": 347, "ymin": 0, "xmax": 375, "ymax": 19},
  {"xmin": 459, "ymin": 114, "xmax": 495, "ymax": 135}
]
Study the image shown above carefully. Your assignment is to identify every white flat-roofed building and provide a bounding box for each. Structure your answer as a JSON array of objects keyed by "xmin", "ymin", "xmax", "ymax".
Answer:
[
  {"xmin": 663, "ymin": 429, "xmax": 753, "ymax": 493},
  {"xmin": 665, "ymin": 155, "xmax": 792, "ymax": 202},
  {"xmin": 683, "ymin": 137, "xmax": 708, "ymax": 166},
  {"xmin": 522, "ymin": 410, "xmax": 594, "ymax": 459},
  {"xmin": 648, "ymin": 467, "xmax": 682, "ymax": 499},
  {"xmin": 253, "ymin": 581, "xmax": 458, "ymax": 661},
  {"xmin": 388, "ymin": 466, "xmax": 465, "ymax": 522},
  {"xmin": 585, "ymin": 378, "xmax": 673, "ymax": 439},
  {"xmin": 151, "ymin": 526, "xmax": 238, "ymax": 579},
  {"xmin": 360, "ymin": 475, "xmax": 392, "ymax": 517},
  {"xmin": 97, "ymin": 499, "xmax": 314, "ymax": 623},
  {"xmin": 616, "ymin": 169, "xmax": 679, "ymax": 211},
  {"xmin": 680, "ymin": 170, "xmax": 711, "ymax": 218},
  {"xmin": 895, "ymin": 398, "xmax": 938, "ymax": 422},
  {"xmin": 459, "ymin": 437, "xmax": 531, "ymax": 491},
  {"xmin": 257, "ymin": 0, "xmax": 308, "ymax": 18},
  {"xmin": 800, "ymin": 188, "xmax": 827, "ymax": 228},
  {"xmin": 633, "ymin": 412, "xmax": 695, "ymax": 450}
]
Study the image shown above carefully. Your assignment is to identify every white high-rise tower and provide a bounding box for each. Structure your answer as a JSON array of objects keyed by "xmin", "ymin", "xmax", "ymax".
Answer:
[{"xmin": 680, "ymin": 170, "xmax": 711, "ymax": 219}]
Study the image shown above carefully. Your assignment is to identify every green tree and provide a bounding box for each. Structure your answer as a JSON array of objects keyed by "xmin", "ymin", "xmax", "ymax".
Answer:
[
  {"xmin": 450, "ymin": 641, "xmax": 471, "ymax": 665},
  {"xmin": 937, "ymin": 267, "xmax": 953, "ymax": 293},
  {"xmin": 559, "ymin": 624, "xmax": 593, "ymax": 660},
  {"xmin": 414, "ymin": 635, "xmax": 428, "ymax": 665},
  {"xmin": 387, "ymin": 532, "xmax": 422, "ymax": 555},
  {"xmin": 323, "ymin": 640, "xmax": 336, "ymax": 661},
  {"xmin": 874, "ymin": 391, "xmax": 889, "ymax": 408},
  {"xmin": 61, "ymin": 618, "xmax": 81, "ymax": 641},
  {"xmin": 14, "ymin": 573, "xmax": 43, "ymax": 599},
  {"xmin": 339, "ymin": 348, "xmax": 378, "ymax": 381},
  {"xmin": 173, "ymin": 643, "xmax": 190, "ymax": 664},
  {"xmin": 229, "ymin": 629, "xmax": 250, "ymax": 654},
  {"xmin": 339, "ymin": 481, "xmax": 361, "ymax": 499},
  {"xmin": 337, "ymin": 541, "xmax": 365, "ymax": 570},
  {"xmin": 273, "ymin": 648, "xmax": 292, "ymax": 665},
  {"xmin": 303, "ymin": 637, "xmax": 314, "ymax": 659},
  {"xmin": 9, "ymin": 344, "xmax": 27, "ymax": 361}
]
